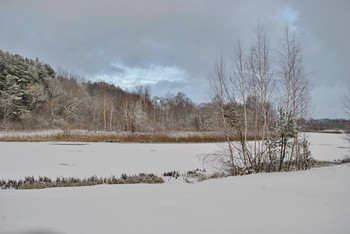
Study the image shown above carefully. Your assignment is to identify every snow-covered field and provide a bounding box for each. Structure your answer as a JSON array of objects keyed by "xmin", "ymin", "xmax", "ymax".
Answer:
[{"xmin": 0, "ymin": 133, "xmax": 349, "ymax": 234}]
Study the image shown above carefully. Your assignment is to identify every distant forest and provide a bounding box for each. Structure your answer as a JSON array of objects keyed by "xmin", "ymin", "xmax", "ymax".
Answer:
[
  {"xmin": 0, "ymin": 50, "xmax": 217, "ymax": 131},
  {"xmin": 0, "ymin": 50, "xmax": 349, "ymax": 132}
]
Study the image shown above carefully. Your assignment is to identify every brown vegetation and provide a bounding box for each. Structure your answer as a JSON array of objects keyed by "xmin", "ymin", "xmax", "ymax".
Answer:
[
  {"xmin": 0, "ymin": 173, "xmax": 164, "ymax": 190},
  {"xmin": 0, "ymin": 130, "xmax": 260, "ymax": 143}
]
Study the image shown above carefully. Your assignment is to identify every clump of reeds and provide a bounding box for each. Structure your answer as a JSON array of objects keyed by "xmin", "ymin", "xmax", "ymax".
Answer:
[
  {"xmin": 163, "ymin": 171, "xmax": 180, "ymax": 179},
  {"xmin": 0, "ymin": 130, "xmax": 231, "ymax": 143},
  {"xmin": 0, "ymin": 173, "xmax": 164, "ymax": 190}
]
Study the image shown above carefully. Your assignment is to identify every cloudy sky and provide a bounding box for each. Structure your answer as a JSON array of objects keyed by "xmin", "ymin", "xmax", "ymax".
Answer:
[{"xmin": 1, "ymin": 0, "xmax": 349, "ymax": 118}]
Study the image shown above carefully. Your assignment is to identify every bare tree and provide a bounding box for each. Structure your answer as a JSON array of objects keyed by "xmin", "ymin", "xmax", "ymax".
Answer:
[
  {"xmin": 209, "ymin": 55, "xmax": 237, "ymax": 173},
  {"xmin": 25, "ymin": 83, "xmax": 47, "ymax": 111},
  {"xmin": 230, "ymin": 40, "xmax": 250, "ymax": 164},
  {"xmin": 278, "ymin": 25, "xmax": 310, "ymax": 121},
  {"xmin": 0, "ymin": 90, "xmax": 20, "ymax": 124},
  {"xmin": 343, "ymin": 83, "xmax": 350, "ymax": 116},
  {"xmin": 99, "ymin": 93, "xmax": 116, "ymax": 131},
  {"xmin": 130, "ymin": 101, "xmax": 150, "ymax": 132},
  {"xmin": 44, "ymin": 76, "xmax": 91, "ymax": 129},
  {"xmin": 246, "ymin": 24, "xmax": 276, "ymax": 171},
  {"xmin": 277, "ymin": 25, "xmax": 311, "ymax": 169},
  {"xmin": 344, "ymin": 83, "xmax": 350, "ymax": 144}
]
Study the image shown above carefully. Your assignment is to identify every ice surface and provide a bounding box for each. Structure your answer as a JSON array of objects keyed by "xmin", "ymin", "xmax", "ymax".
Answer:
[
  {"xmin": 0, "ymin": 142, "xmax": 222, "ymax": 180},
  {"xmin": 0, "ymin": 133, "xmax": 348, "ymax": 180}
]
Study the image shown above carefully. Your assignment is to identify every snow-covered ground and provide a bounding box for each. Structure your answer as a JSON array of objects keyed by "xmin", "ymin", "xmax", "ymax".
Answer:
[
  {"xmin": 307, "ymin": 132, "xmax": 349, "ymax": 161},
  {"xmin": 0, "ymin": 133, "xmax": 349, "ymax": 234}
]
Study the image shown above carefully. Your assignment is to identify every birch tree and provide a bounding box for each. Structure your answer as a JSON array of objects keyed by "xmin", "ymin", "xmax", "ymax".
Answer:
[
  {"xmin": 245, "ymin": 24, "xmax": 276, "ymax": 171},
  {"xmin": 209, "ymin": 55, "xmax": 237, "ymax": 173},
  {"xmin": 209, "ymin": 23, "xmax": 311, "ymax": 174},
  {"xmin": 277, "ymin": 25, "xmax": 311, "ymax": 169},
  {"xmin": 278, "ymin": 25, "xmax": 310, "ymax": 122},
  {"xmin": 343, "ymin": 83, "xmax": 350, "ymax": 116}
]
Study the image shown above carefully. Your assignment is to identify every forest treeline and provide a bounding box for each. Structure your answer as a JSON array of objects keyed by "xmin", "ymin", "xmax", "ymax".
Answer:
[
  {"xmin": 1, "ymin": 49, "xmax": 349, "ymax": 133},
  {"xmin": 0, "ymin": 49, "xmax": 219, "ymax": 131}
]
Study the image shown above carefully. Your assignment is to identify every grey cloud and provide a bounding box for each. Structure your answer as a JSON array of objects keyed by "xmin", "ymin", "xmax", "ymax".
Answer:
[
  {"xmin": 151, "ymin": 79, "xmax": 209, "ymax": 103},
  {"xmin": 288, "ymin": 0, "xmax": 350, "ymax": 85},
  {"xmin": 107, "ymin": 64, "xmax": 125, "ymax": 75},
  {"xmin": 0, "ymin": 0, "xmax": 348, "ymax": 118},
  {"xmin": 0, "ymin": 0, "xmax": 281, "ymax": 76}
]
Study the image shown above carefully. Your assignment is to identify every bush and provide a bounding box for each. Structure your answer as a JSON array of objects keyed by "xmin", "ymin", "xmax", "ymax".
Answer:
[
  {"xmin": 341, "ymin": 156, "xmax": 350, "ymax": 164},
  {"xmin": 183, "ymin": 169, "xmax": 226, "ymax": 183}
]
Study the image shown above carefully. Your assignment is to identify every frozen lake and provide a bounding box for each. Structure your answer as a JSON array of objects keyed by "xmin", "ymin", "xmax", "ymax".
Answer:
[
  {"xmin": 0, "ymin": 142, "xmax": 222, "ymax": 180},
  {"xmin": 0, "ymin": 133, "xmax": 348, "ymax": 180}
]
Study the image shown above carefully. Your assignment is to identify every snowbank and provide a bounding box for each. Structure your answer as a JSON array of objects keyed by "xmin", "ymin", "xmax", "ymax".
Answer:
[{"xmin": 1, "ymin": 165, "xmax": 349, "ymax": 234}]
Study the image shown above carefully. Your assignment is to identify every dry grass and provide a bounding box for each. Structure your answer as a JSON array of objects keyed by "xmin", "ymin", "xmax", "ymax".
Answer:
[
  {"xmin": 0, "ymin": 130, "xmax": 264, "ymax": 143},
  {"xmin": 0, "ymin": 130, "xmax": 231, "ymax": 143},
  {"xmin": 0, "ymin": 173, "xmax": 164, "ymax": 190},
  {"xmin": 303, "ymin": 130, "xmax": 344, "ymax": 134}
]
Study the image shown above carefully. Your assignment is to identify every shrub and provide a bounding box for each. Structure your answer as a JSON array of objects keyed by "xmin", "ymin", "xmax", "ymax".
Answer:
[{"xmin": 163, "ymin": 171, "xmax": 180, "ymax": 179}]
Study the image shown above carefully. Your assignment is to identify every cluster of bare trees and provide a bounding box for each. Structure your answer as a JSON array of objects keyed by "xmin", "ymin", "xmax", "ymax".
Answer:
[
  {"xmin": 34, "ymin": 77, "xmax": 201, "ymax": 132},
  {"xmin": 0, "ymin": 51, "xmax": 206, "ymax": 131},
  {"xmin": 344, "ymin": 84, "xmax": 350, "ymax": 144},
  {"xmin": 303, "ymin": 119, "xmax": 350, "ymax": 132},
  {"xmin": 344, "ymin": 83, "xmax": 350, "ymax": 117},
  {"xmin": 210, "ymin": 25, "xmax": 311, "ymax": 174}
]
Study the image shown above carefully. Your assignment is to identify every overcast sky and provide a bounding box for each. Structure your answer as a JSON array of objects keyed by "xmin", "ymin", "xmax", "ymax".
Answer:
[{"xmin": 1, "ymin": 0, "xmax": 349, "ymax": 119}]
